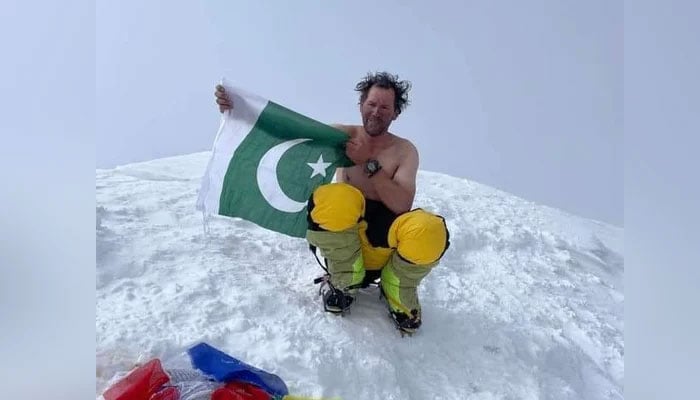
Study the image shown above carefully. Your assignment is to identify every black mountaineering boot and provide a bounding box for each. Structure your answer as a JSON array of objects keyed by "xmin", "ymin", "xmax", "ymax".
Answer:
[{"xmin": 321, "ymin": 285, "xmax": 355, "ymax": 314}]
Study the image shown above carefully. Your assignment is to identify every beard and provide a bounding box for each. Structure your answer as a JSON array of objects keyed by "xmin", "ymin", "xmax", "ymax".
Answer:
[{"xmin": 363, "ymin": 116, "xmax": 391, "ymax": 137}]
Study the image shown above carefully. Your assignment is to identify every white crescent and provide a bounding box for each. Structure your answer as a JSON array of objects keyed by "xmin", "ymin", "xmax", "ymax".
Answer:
[{"xmin": 256, "ymin": 138, "xmax": 312, "ymax": 213}]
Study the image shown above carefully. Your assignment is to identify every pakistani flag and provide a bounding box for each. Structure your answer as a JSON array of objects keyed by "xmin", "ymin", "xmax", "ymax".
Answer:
[{"xmin": 196, "ymin": 83, "xmax": 353, "ymax": 238}]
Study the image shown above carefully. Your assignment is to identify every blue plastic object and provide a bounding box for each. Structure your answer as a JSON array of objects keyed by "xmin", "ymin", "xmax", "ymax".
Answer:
[{"xmin": 187, "ymin": 342, "xmax": 289, "ymax": 397}]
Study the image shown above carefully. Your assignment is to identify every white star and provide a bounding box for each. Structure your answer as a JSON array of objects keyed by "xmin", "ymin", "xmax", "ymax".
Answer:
[{"xmin": 307, "ymin": 154, "xmax": 332, "ymax": 178}]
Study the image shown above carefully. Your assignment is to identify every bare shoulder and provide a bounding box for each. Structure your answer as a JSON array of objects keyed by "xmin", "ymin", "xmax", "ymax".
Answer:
[
  {"xmin": 330, "ymin": 123, "xmax": 359, "ymax": 136},
  {"xmin": 385, "ymin": 134, "xmax": 419, "ymax": 188},
  {"xmin": 390, "ymin": 133, "xmax": 419, "ymax": 160}
]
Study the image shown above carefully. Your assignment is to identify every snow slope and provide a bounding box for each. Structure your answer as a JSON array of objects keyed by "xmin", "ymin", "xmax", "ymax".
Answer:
[{"xmin": 96, "ymin": 152, "xmax": 624, "ymax": 400}]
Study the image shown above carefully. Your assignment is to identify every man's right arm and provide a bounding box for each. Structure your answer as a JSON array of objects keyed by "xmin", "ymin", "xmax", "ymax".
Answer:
[
  {"xmin": 214, "ymin": 85, "xmax": 232, "ymax": 113},
  {"xmin": 330, "ymin": 124, "xmax": 352, "ymax": 183}
]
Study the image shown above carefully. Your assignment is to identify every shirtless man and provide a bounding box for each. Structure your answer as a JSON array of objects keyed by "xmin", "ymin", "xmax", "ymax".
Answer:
[{"xmin": 215, "ymin": 72, "xmax": 449, "ymax": 334}]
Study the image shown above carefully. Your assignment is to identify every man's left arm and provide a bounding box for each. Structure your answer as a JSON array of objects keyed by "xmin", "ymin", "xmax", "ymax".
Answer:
[{"xmin": 369, "ymin": 144, "xmax": 418, "ymax": 214}]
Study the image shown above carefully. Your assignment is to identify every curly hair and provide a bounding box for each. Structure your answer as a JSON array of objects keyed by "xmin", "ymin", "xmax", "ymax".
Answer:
[{"xmin": 355, "ymin": 71, "xmax": 412, "ymax": 115}]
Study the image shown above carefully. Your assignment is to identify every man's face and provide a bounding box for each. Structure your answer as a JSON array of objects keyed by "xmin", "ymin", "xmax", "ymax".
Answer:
[{"xmin": 360, "ymin": 86, "xmax": 398, "ymax": 137}]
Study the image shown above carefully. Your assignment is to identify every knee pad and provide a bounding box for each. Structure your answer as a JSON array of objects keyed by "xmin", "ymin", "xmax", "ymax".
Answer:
[
  {"xmin": 388, "ymin": 209, "xmax": 450, "ymax": 265},
  {"xmin": 308, "ymin": 183, "xmax": 365, "ymax": 232}
]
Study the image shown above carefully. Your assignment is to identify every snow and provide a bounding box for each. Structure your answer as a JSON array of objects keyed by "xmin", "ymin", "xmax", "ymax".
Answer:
[{"xmin": 96, "ymin": 152, "xmax": 624, "ymax": 399}]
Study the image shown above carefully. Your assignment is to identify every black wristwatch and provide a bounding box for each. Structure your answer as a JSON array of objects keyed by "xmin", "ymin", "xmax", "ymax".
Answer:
[{"xmin": 365, "ymin": 159, "xmax": 382, "ymax": 177}]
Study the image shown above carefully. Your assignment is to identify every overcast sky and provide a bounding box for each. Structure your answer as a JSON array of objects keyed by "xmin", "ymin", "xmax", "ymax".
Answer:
[{"xmin": 97, "ymin": 0, "xmax": 622, "ymax": 226}]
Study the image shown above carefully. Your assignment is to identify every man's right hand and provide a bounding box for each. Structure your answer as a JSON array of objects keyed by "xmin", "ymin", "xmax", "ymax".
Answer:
[
  {"xmin": 215, "ymin": 84, "xmax": 233, "ymax": 113},
  {"xmin": 345, "ymin": 131, "xmax": 372, "ymax": 165}
]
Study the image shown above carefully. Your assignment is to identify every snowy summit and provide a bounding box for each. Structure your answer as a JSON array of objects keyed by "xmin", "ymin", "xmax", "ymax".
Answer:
[{"xmin": 96, "ymin": 152, "xmax": 623, "ymax": 399}]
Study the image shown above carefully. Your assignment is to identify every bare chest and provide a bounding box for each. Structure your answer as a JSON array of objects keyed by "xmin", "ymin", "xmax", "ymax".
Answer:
[{"xmin": 342, "ymin": 147, "xmax": 401, "ymax": 200}]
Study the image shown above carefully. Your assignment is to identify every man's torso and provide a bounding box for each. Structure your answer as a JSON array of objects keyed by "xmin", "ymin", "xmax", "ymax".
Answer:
[{"xmin": 337, "ymin": 125, "xmax": 408, "ymax": 201}]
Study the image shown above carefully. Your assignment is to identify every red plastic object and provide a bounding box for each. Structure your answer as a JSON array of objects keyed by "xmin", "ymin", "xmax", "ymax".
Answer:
[
  {"xmin": 210, "ymin": 381, "xmax": 272, "ymax": 400},
  {"xmin": 103, "ymin": 359, "xmax": 175, "ymax": 400},
  {"xmin": 150, "ymin": 386, "xmax": 180, "ymax": 400}
]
